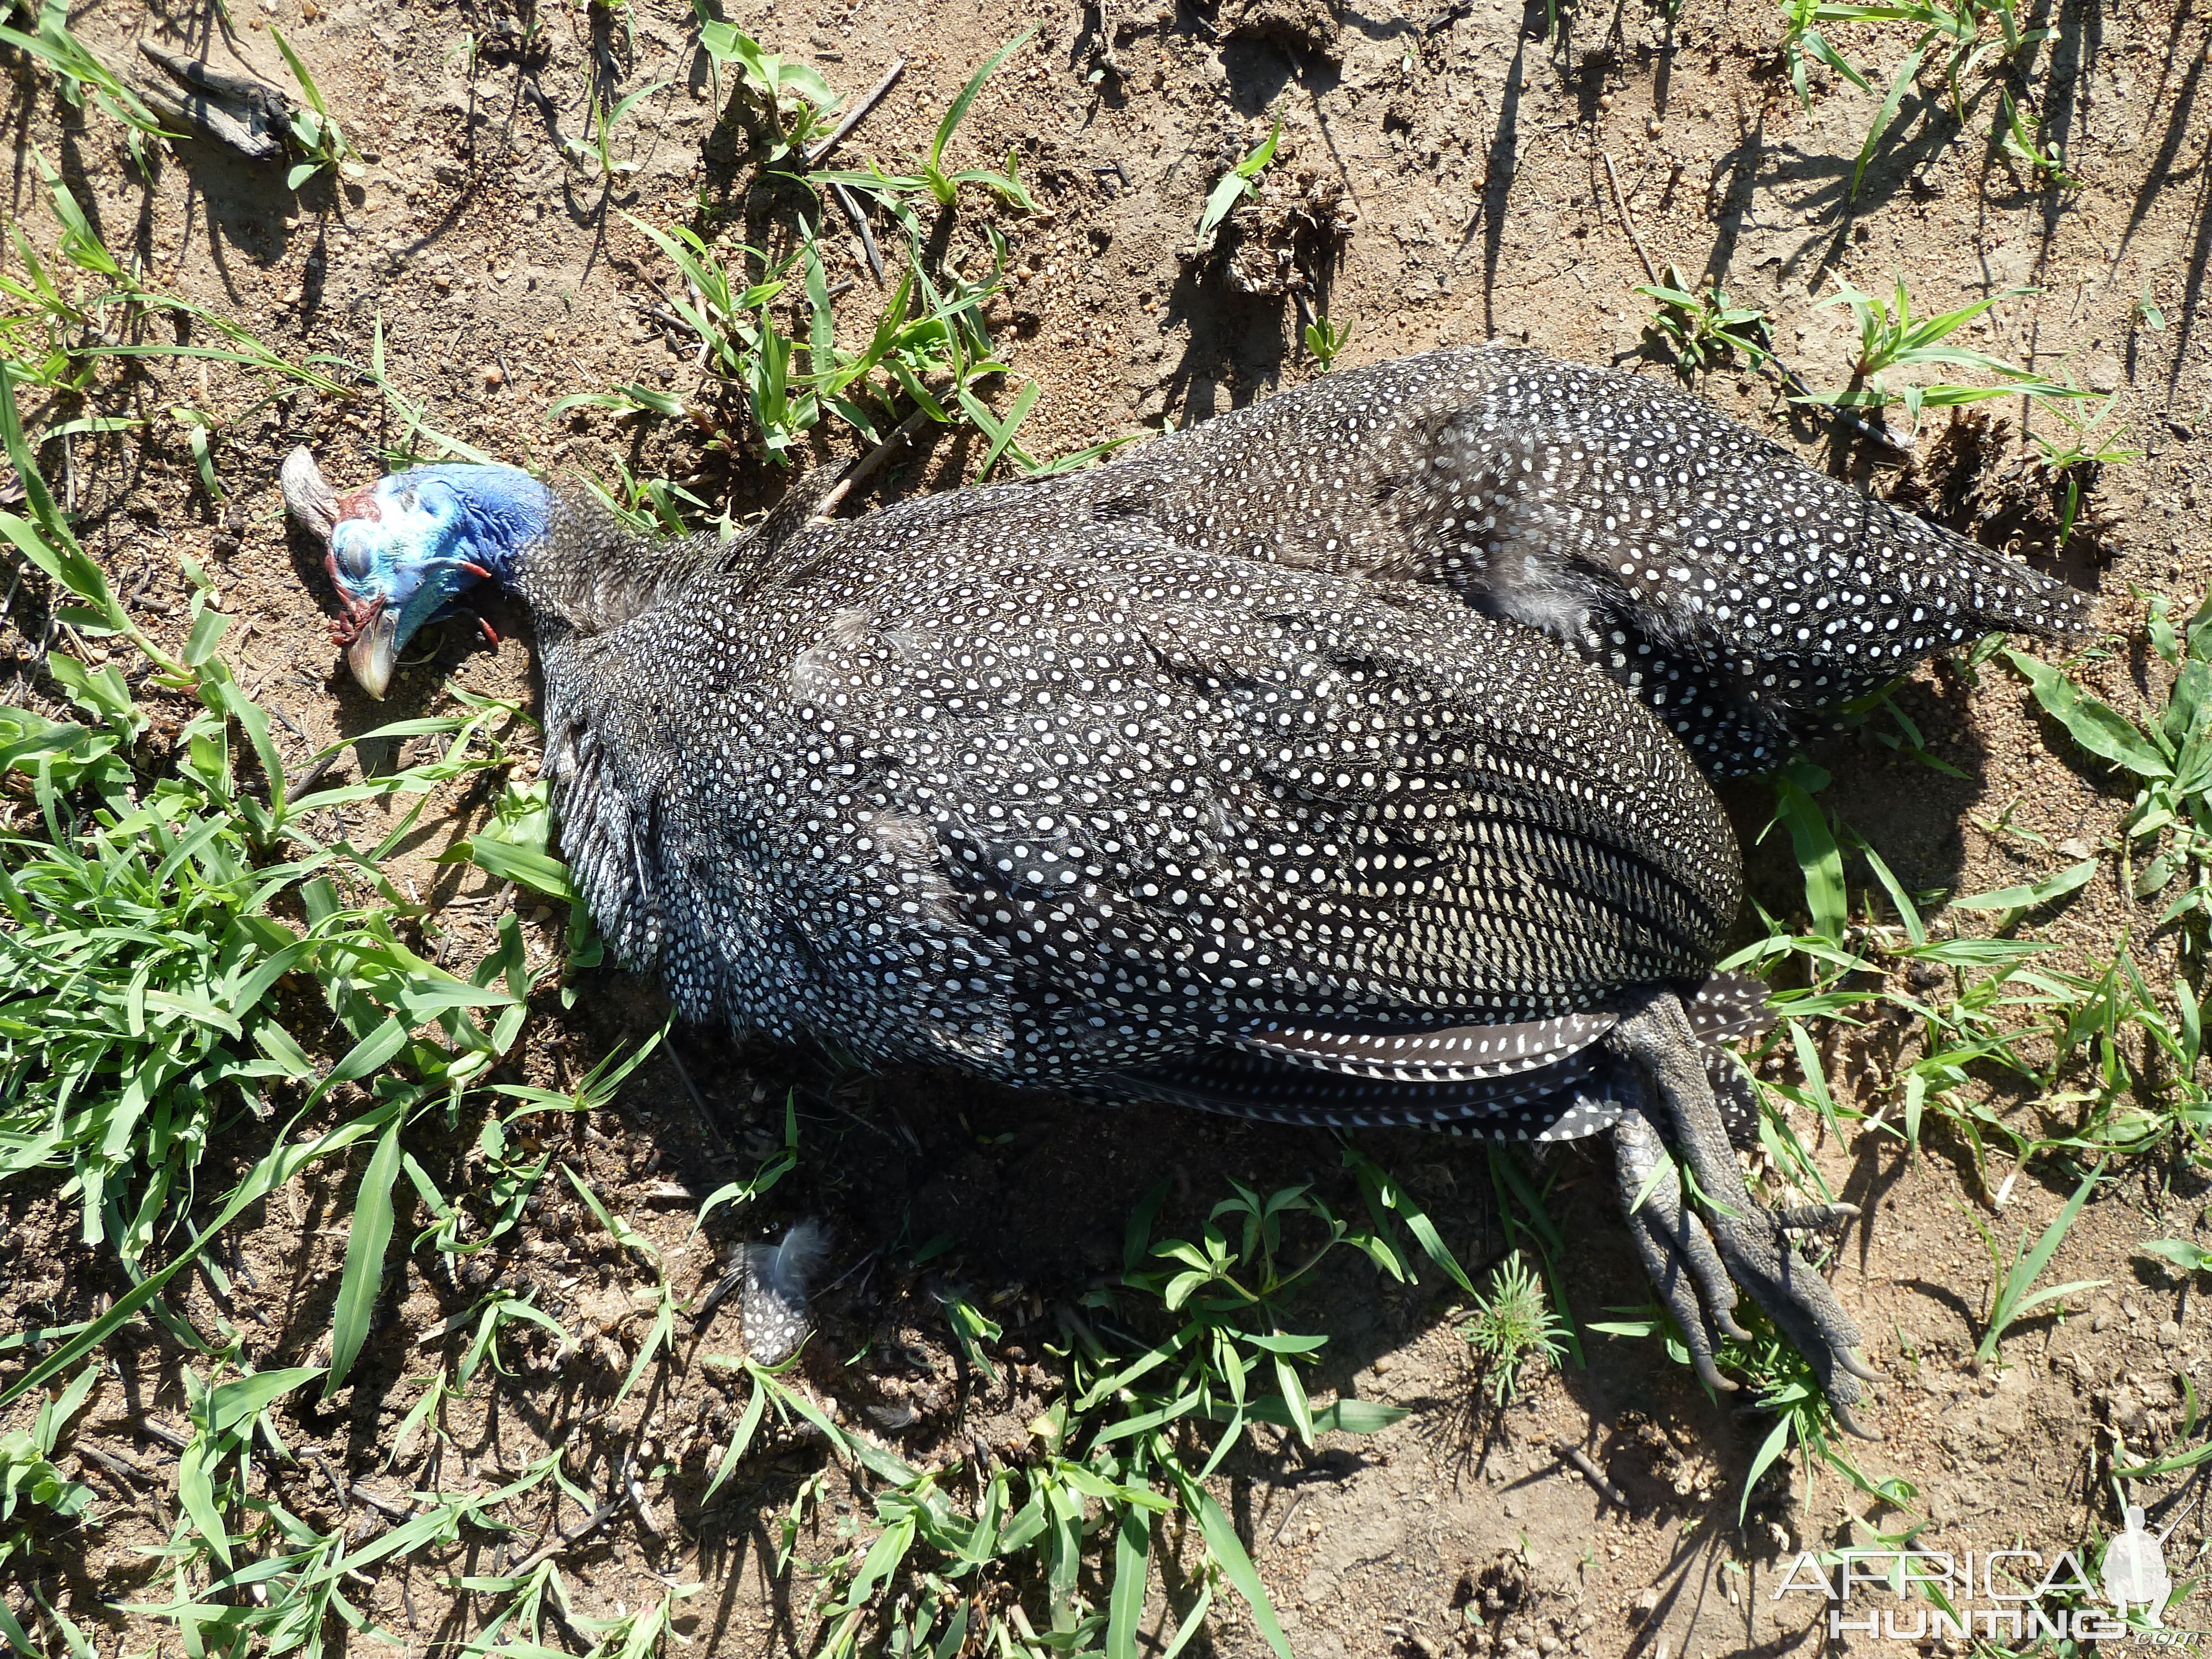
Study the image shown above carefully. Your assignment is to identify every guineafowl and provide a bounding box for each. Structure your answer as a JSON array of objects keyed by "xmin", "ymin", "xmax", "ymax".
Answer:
[{"xmin": 285, "ymin": 344, "xmax": 2088, "ymax": 1426}]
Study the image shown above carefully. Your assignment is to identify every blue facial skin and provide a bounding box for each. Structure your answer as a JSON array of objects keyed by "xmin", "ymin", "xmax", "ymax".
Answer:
[{"xmin": 329, "ymin": 464, "xmax": 551, "ymax": 696}]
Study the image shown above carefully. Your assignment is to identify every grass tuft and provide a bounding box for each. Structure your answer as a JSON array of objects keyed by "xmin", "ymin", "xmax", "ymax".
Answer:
[{"xmin": 1462, "ymin": 1252, "xmax": 1567, "ymax": 1405}]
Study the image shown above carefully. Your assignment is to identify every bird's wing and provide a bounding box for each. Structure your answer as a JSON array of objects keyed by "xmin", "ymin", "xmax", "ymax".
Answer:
[
  {"xmin": 1108, "ymin": 976, "xmax": 1767, "ymax": 1141},
  {"xmin": 1113, "ymin": 1039, "xmax": 1621, "ymax": 1135},
  {"xmin": 1053, "ymin": 346, "xmax": 2089, "ymax": 772},
  {"xmin": 812, "ymin": 531, "xmax": 1739, "ymax": 1065}
]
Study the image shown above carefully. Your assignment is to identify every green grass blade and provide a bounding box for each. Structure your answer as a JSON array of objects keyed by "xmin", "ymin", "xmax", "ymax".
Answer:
[
  {"xmin": 1851, "ymin": 46, "xmax": 1925, "ymax": 200},
  {"xmin": 605, "ymin": 79, "xmax": 669, "ymax": 131},
  {"xmin": 1348, "ymin": 1146, "xmax": 1478, "ymax": 1293},
  {"xmin": 1978, "ymin": 1161, "xmax": 2104, "ymax": 1363},
  {"xmin": 324, "ymin": 1115, "xmax": 405, "ymax": 1394},
  {"xmin": 1739, "ymin": 1411, "xmax": 1796, "ymax": 1524},
  {"xmin": 1223, "ymin": 1394, "xmax": 1408, "ymax": 1433},
  {"xmin": 1788, "ymin": 1019, "xmax": 1848, "ymax": 1146},
  {"xmin": 1105, "ymin": 1504, "xmax": 1150, "ymax": 1659},
  {"xmin": 1178, "ymin": 1473, "xmax": 1293, "ymax": 1659},
  {"xmin": 1197, "ymin": 172, "xmax": 1249, "ymax": 244},
  {"xmin": 1950, "ymin": 858, "xmax": 2096, "ymax": 916},
  {"xmin": 977, "ymin": 380, "xmax": 1039, "ymax": 478},
  {"xmin": 0, "ymin": 362, "xmax": 126, "ymax": 633},
  {"xmin": 267, "ymin": 25, "xmax": 327, "ymax": 117},
  {"xmin": 1803, "ymin": 30, "xmax": 1874, "ymax": 92},
  {"xmin": 2007, "ymin": 650, "xmax": 2173, "ymax": 779},
  {"xmin": 306, "ymin": 1016, "xmax": 409, "ymax": 1103},
  {"xmin": 0, "ymin": 1596, "xmax": 37, "ymax": 1658},
  {"xmin": 2115, "ymin": 1441, "xmax": 2212, "ymax": 1480},
  {"xmin": 2003, "ymin": 1278, "xmax": 2108, "ymax": 1319},
  {"xmin": 1773, "ymin": 773, "xmax": 1847, "ymax": 940},
  {"xmin": 1856, "ymin": 839, "xmax": 1928, "ymax": 943},
  {"xmin": 704, "ymin": 1375, "xmax": 770, "ymax": 1499},
  {"xmin": 929, "ymin": 30, "xmax": 1034, "ymax": 171},
  {"xmin": 1, "ymin": 1094, "xmax": 409, "ymax": 1406},
  {"xmin": 1237, "ymin": 111, "xmax": 1282, "ymax": 179}
]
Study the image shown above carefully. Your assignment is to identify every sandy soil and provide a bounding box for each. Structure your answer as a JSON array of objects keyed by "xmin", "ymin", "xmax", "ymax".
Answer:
[{"xmin": 4, "ymin": 0, "xmax": 2212, "ymax": 1652}]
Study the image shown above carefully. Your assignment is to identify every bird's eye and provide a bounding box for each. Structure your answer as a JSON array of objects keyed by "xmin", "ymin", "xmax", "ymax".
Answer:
[{"xmin": 334, "ymin": 534, "xmax": 376, "ymax": 580}]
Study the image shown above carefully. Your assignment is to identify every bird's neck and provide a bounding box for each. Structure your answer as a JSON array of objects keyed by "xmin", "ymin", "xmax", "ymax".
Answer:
[{"xmin": 442, "ymin": 465, "xmax": 555, "ymax": 587}]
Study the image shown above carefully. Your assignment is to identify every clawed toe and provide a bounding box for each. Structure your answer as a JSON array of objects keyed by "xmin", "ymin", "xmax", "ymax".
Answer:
[
  {"xmin": 1697, "ymin": 1199, "xmax": 1876, "ymax": 1407},
  {"xmin": 1830, "ymin": 1397, "xmax": 1884, "ymax": 1442},
  {"xmin": 1606, "ymin": 990, "xmax": 1881, "ymax": 1428},
  {"xmin": 1615, "ymin": 1108, "xmax": 1741, "ymax": 1392},
  {"xmin": 1837, "ymin": 1345, "xmax": 1883, "ymax": 1385}
]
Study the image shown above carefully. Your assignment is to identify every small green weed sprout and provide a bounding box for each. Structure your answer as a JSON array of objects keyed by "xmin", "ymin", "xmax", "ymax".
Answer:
[
  {"xmin": 561, "ymin": 32, "xmax": 1136, "ymax": 484},
  {"xmin": 1462, "ymin": 1251, "xmax": 1566, "ymax": 1405},
  {"xmin": 608, "ymin": 194, "xmax": 1123, "ymax": 479},
  {"xmin": 269, "ymin": 27, "xmax": 366, "ymax": 189},
  {"xmin": 1592, "ymin": 1307, "xmax": 1916, "ymax": 1520},
  {"xmin": 1637, "ymin": 265, "xmax": 1772, "ymax": 375},
  {"xmin": 1811, "ymin": 0, "xmax": 2052, "ymax": 196},
  {"xmin": 1797, "ymin": 275, "xmax": 2080, "ymax": 435},
  {"xmin": 0, "ymin": 1, "xmax": 169, "ymax": 168},
  {"xmin": 1747, "ymin": 743, "xmax": 2212, "ymax": 1188},
  {"xmin": 2000, "ymin": 90, "xmax": 2080, "ymax": 187},
  {"xmin": 2140, "ymin": 1238, "xmax": 2212, "ymax": 1277},
  {"xmin": 914, "ymin": 31, "xmax": 1033, "ymax": 208},
  {"xmin": 691, "ymin": 1158, "xmax": 1468, "ymax": 1659},
  {"xmin": 1777, "ymin": 0, "xmax": 1875, "ymax": 110},
  {"xmin": 2025, "ymin": 389, "xmax": 2140, "ymax": 550},
  {"xmin": 812, "ymin": 32, "xmax": 1035, "ymax": 217},
  {"xmin": 0, "ymin": 1365, "xmax": 96, "ymax": 1571},
  {"xmin": 1304, "ymin": 312, "xmax": 1352, "ymax": 369},
  {"xmin": 2010, "ymin": 597, "xmax": 2212, "ymax": 942},
  {"xmin": 560, "ymin": 77, "xmax": 669, "ymax": 182},
  {"xmin": 1970, "ymin": 1163, "xmax": 2106, "ymax": 1366},
  {"xmin": 1197, "ymin": 109, "xmax": 1281, "ymax": 246},
  {"xmin": 700, "ymin": 23, "xmax": 838, "ymax": 160}
]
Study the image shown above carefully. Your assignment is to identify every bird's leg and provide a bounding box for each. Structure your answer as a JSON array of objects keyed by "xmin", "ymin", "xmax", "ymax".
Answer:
[
  {"xmin": 1612, "ymin": 1103, "xmax": 1751, "ymax": 1396},
  {"xmin": 1605, "ymin": 988, "xmax": 1882, "ymax": 1437}
]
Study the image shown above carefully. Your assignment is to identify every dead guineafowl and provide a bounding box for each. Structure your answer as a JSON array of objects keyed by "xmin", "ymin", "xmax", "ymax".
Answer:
[{"xmin": 284, "ymin": 345, "xmax": 2089, "ymax": 1426}]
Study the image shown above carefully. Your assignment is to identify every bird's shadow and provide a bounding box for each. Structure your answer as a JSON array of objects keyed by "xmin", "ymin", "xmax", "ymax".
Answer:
[{"xmin": 505, "ymin": 997, "xmax": 1886, "ymax": 1659}]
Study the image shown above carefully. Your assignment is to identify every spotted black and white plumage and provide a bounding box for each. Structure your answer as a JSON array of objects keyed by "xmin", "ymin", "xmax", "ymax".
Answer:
[
  {"xmin": 522, "ymin": 502, "xmax": 1740, "ymax": 1104},
  {"xmin": 738, "ymin": 1220, "xmax": 828, "ymax": 1364},
  {"xmin": 293, "ymin": 343, "xmax": 2087, "ymax": 1420},
  {"xmin": 1030, "ymin": 347, "xmax": 2090, "ymax": 775}
]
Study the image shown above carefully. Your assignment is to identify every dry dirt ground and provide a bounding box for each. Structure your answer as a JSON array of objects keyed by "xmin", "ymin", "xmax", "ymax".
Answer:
[{"xmin": 4, "ymin": 0, "xmax": 2212, "ymax": 1653}]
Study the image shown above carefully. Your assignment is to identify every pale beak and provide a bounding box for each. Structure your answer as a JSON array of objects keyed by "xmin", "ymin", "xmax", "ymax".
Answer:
[
  {"xmin": 286, "ymin": 445, "xmax": 398, "ymax": 698},
  {"xmin": 346, "ymin": 611, "xmax": 399, "ymax": 700}
]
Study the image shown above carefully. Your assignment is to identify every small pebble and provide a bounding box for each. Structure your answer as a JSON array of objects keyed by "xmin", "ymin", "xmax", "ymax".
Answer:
[{"xmin": 481, "ymin": 364, "xmax": 505, "ymax": 388}]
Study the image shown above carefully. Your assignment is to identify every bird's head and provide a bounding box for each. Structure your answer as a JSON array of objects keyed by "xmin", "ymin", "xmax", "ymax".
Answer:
[{"xmin": 323, "ymin": 463, "xmax": 551, "ymax": 698}]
